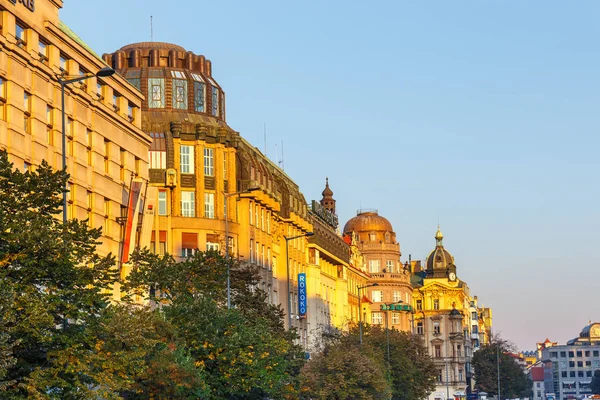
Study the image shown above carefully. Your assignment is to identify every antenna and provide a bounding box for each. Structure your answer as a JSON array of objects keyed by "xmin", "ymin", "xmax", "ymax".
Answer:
[
  {"xmin": 264, "ymin": 122, "xmax": 267, "ymax": 157},
  {"xmin": 150, "ymin": 16, "xmax": 154, "ymax": 42},
  {"xmin": 279, "ymin": 139, "xmax": 284, "ymax": 170},
  {"xmin": 275, "ymin": 142, "xmax": 278, "ymax": 166}
]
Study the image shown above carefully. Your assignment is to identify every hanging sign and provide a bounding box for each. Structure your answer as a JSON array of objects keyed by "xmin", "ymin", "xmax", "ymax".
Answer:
[{"xmin": 298, "ymin": 273, "xmax": 307, "ymax": 318}]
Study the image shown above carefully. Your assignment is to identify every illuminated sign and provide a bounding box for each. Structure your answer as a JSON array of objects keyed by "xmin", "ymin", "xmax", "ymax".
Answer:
[
  {"xmin": 311, "ymin": 200, "xmax": 338, "ymax": 229},
  {"xmin": 298, "ymin": 273, "xmax": 307, "ymax": 317},
  {"xmin": 8, "ymin": 0, "xmax": 35, "ymax": 12}
]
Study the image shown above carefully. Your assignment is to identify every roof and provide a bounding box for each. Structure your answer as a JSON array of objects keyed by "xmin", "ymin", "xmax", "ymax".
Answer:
[
  {"xmin": 343, "ymin": 211, "xmax": 394, "ymax": 234},
  {"xmin": 58, "ymin": 21, "xmax": 104, "ymax": 63},
  {"xmin": 530, "ymin": 367, "xmax": 544, "ymax": 381}
]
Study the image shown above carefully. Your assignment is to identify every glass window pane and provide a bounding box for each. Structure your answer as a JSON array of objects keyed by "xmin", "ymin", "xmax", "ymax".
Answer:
[{"xmin": 148, "ymin": 78, "xmax": 165, "ymax": 108}]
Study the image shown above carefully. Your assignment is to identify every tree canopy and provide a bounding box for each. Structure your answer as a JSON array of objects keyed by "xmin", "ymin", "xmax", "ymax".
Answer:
[{"xmin": 472, "ymin": 334, "xmax": 532, "ymax": 399}]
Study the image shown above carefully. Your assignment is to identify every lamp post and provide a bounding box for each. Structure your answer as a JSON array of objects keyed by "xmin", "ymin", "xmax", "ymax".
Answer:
[
  {"xmin": 357, "ymin": 283, "xmax": 379, "ymax": 345},
  {"xmin": 58, "ymin": 67, "xmax": 115, "ymax": 223},
  {"xmin": 382, "ymin": 301, "xmax": 403, "ymax": 363},
  {"xmin": 285, "ymin": 232, "xmax": 314, "ymax": 330},
  {"xmin": 223, "ymin": 186, "xmax": 259, "ymax": 309}
]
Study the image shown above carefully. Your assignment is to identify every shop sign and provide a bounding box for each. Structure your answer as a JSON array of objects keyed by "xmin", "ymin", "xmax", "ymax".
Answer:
[{"xmin": 9, "ymin": 0, "xmax": 35, "ymax": 12}]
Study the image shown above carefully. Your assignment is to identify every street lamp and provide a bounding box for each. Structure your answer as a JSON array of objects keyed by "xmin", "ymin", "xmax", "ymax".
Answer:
[
  {"xmin": 59, "ymin": 66, "xmax": 115, "ymax": 223},
  {"xmin": 285, "ymin": 232, "xmax": 314, "ymax": 330},
  {"xmin": 223, "ymin": 186, "xmax": 259, "ymax": 309},
  {"xmin": 382, "ymin": 301, "xmax": 403, "ymax": 362},
  {"xmin": 357, "ymin": 282, "xmax": 379, "ymax": 345}
]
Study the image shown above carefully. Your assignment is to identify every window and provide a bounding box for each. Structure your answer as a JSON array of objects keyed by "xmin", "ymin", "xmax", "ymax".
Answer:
[
  {"xmin": 180, "ymin": 145, "xmax": 194, "ymax": 173},
  {"xmin": 550, "ymin": 351, "xmax": 558, "ymax": 358},
  {"xmin": 560, "ymin": 351, "xmax": 566, "ymax": 357},
  {"xmin": 181, "ymin": 191, "xmax": 195, "ymax": 217},
  {"xmin": 127, "ymin": 103, "xmax": 134, "ymax": 120},
  {"xmin": 112, "ymin": 93, "xmax": 119, "ymax": 111},
  {"xmin": 148, "ymin": 132, "xmax": 166, "ymax": 169},
  {"xmin": 577, "ymin": 351, "xmax": 582, "ymax": 357},
  {"xmin": 561, "ymin": 371, "xmax": 567, "ymax": 378},
  {"xmin": 151, "ymin": 231, "xmax": 167, "ymax": 255},
  {"xmin": 203, "ymin": 148, "xmax": 214, "ymax": 176},
  {"xmin": 249, "ymin": 201, "xmax": 253, "ymax": 225},
  {"xmin": 172, "ymin": 73, "xmax": 188, "ymax": 109},
  {"xmin": 371, "ymin": 312, "xmax": 383, "ymax": 325},
  {"xmin": 97, "ymin": 81, "xmax": 104, "ymax": 99},
  {"xmin": 416, "ymin": 321, "xmax": 424, "ymax": 334},
  {"xmin": 181, "ymin": 232, "xmax": 197, "ymax": 257},
  {"xmin": 578, "ymin": 370, "xmax": 584, "ymax": 377},
  {"xmin": 433, "ymin": 299, "xmax": 440, "ymax": 310},
  {"xmin": 456, "ymin": 345, "xmax": 461, "ymax": 357},
  {"xmin": 124, "ymin": 70, "xmax": 141, "ymax": 90},
  {"xmin": 569, "ymin": 351, "xmax": 574, "ymax": 357},
  {"xmin": 158, "ymin": 191, "xmax": 167, "ymax": 215},
  {"xmin": 416, "ymin": 299, "xmax": 423, "ymax": 311},
  {"xmin": 585, "ymin": 350, "xmax": 590, "ymax": 357},
  {"xmin": 569, "ymin": 361, "xmax": 575, "ymax": 368},
  {"xmin": 569, "ymin": 371, "xmax": 575, "ymax": 377},
  {"xmin": 433, "ymin": 321, "xmax": 441, "ymax": 334},
  {"xmin": 587, "ymin": 370, "xmax": 593, "ymax": 377},
  {"xmin": 437, "ymin": 370, "xmax": 443, "ymax": 383},
  {"xmin": 86, "ymin": 129, "xmax": 92, "ymax": 165},
  {"xmin": 59, "ymin": 54, "xmax": 67, "ymax": 71},
  {"xmin": 594, "ymin": 351, "xmax": 599, "ymax": 357},
  {"xmin": 577, "ymin": 361, "xmax": 583, "ymax": 368},
  {"xmin": 471, "ymin": 312, "xmax": 477, "ymax": 320},
  {"xmin": 369, "ymin": 259, "xmax": 380, "ymax": 273},
  {"xmin": 472, "ymin": 325, "xmax": 479, "ymax": 334},
  {"xmin": 23, "ymin": 92, "xmax": 31, "ymax": 133},
  {"xmin": 393, "ymin": 291, "xmax": 402, "ymax": 303},
  {"xmin": 204, "ymin": 193, "xmax": 214, "ymax": 218},
  {"xmin": 371, "ymin": 290, "xmax": 383, "ymax": 303},
  {"xmin": 194, "ymin": 81, "xmax": 205, "ymax": 112},
  {"xmin": 0, "ymin": 78, "xmax": 5, "ymax": 120},
  {"xmin": 119, "ymin": 148, "xmax": 126, "ymax": 180},
  {"xmin": 260, "ymin": 209, "xmax": 265, "ymax": 230},
  {"xmin": 103, "ymin": 139, "xmax": 110, "ymax": 173},
  {"xmin": 369, "ymin": 233, "xmax": 376, "ymax": 241},
  {"xmin": 391, "ymin": 313, "xmax": 399, "ymax": 324},
  {"xmin": 45, "ymin": 105, "xmax": 53, "ymax": 143},
  {"xmin": 211, "ymin": 85, "xmax": 219, "ymax": 116},
  {"xmin": 39, "ymin": 40, "xmax": 48, "ymax": 61},
  {"xmin": 148, "ymin": 78, "xmax": 165, "ymax": 108},
  {"xmin": 386, "ymin": 260, "xmax": 394, "ymax": 272},
  {"xmin": 206, "ymin": 242, "xmax": 219, "ymax": 251},
  {"xmin": 434, "ymin": 345, "xmax": 441, "ymax": 358},
  {"xmin": 458, "ymin": 369, "xmax": 463, "ymax": 381},
  {"xmin": 16, "ymin": 22, "xmax": 27, "ymax": 48}
]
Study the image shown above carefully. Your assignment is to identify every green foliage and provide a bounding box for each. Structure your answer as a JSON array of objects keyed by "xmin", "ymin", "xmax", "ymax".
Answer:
[
  {"xmin": 472, "ymin": 334, "xmax": 532, "ymax": 399},
  {"xmin": 124, "ymin": 247, "xmax": 305, "ymax": 399},
  {"xmin": 300, "ymin": 342, "xmax": 391, "ymax": 400},
  {"xmin": 0, "ymin": 151, "xmax": 119, "ymax": 397},
  {"xmin": 591, "ymin": 369, "xmax": 600, "ymax": 394},
  {"xmin": 299, "ymin": 324, "xmax": 437, "ymax": 400}
]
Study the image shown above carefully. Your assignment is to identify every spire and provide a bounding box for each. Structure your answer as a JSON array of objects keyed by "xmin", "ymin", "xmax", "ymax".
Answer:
[
  {"xmin": 320, "ymin": 177, "xmax": 336, "ymax": 213},
  {"xmin": 435, "ymin": 225, "xmax": 444, "ymax": 247}
]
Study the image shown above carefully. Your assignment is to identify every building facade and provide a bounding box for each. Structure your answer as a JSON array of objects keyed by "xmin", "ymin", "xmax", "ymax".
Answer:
[
  {"xmin": 412, "ymin": 227, "xmax": 481, "ymax": 400},
  {"xmin": 542, "ymin": 323, "xmax": 600, "ymax": 399},
  {"xmin": 343, "ymin": 210, "xmax": 413, "ymax": 332},
  {"xmin": 0, "ymin": 0, "xmax": 151, "ymax": 282}
]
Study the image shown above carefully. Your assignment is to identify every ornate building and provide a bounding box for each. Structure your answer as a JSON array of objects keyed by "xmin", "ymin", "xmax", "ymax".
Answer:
[
  {"xmin": 103, "ymin": 42, "xmax": 314, "ymax": 340},
  {"xmin": 412, "ymin": 227, "xmax": 477, "ymax": 400},
  {"xmin": 343, "ymin": 210, "xmax": 413, "ymax": 331},
  {"xmin": 0, "ymin": 0, "xmax": 151, "ymax": 285}
]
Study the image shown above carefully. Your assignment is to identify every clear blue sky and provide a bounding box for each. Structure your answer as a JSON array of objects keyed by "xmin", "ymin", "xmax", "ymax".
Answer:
[{"xmin": 62, "ymin": 1, "xmax": 600, "ymax": 350}]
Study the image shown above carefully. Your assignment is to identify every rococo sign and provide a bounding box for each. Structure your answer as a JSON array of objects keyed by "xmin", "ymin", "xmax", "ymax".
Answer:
[{"xmin": 8, "ymin": 0, "xmax": 35, "ymax": 12}]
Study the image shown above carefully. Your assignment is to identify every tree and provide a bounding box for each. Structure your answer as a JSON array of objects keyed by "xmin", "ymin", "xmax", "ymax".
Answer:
[
  {"xmin": 0, "ymin": 151, "xmax": 119, "ymax": 397},
  {"xmin": 299, "ymin": 324, "xmax": 437, "ymax": 400},
  {"xmin": 472, "ymin": 334, "xmax": 532, "ymax": 399},
  {"xmin": 358, "ymin": 325, "xmax": 437, "ymax": 400},
  {"xmin": 124, "ymin": 248, "xmax": 305, "ymax": 399},
  {"xmin": 299, "ymin": 342, "xmax": 391, "ymax": 400},
  {"xmin": 591, "ymin": 369, "xmax": 600, "ymax": 395}
]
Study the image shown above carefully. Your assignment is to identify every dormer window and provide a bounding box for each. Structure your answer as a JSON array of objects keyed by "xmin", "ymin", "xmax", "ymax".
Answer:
[
  {"xmin": 148, "ymin": 70, "xmax": 165, "ymax": 109},
  {"xmin": 191, "ymin": 73, "xmax": 205, "ymax": 112},
  {"xmin": 211, "ymin": 85, "xmax": 219, "ymax": 116},
  {"xmin": 171, "ymin": 71, "xmax": 187, "ymax": 110}
]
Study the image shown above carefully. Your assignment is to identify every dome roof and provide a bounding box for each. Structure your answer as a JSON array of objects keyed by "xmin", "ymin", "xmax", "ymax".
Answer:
[
  {"xmin": 343, "ymin": 210, "xmax": 394, "ymax": 234},
  {"xmin": 119, "ymin": 42, "xmax": 186, "ymax": 52},
  {"xmin": 426, "ymin": 226, "xmax": 455, "ymax": 272}
]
